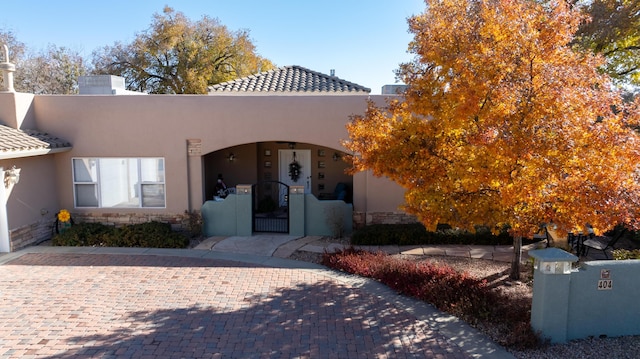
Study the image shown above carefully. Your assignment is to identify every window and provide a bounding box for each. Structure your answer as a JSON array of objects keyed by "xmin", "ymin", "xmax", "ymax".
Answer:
[{"xmin": 73, "ymin": 158, "xmax": 165, "ymax": 208}]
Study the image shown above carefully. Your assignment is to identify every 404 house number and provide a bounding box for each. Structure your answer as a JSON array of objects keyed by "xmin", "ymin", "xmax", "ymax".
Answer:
[
  {"xmin": 597, "ymin": 279, "xmax": 613, "ymax": 290},
  {"xmin": 597, "ymin": 269, "xmax": 612, "ymax": 290}
]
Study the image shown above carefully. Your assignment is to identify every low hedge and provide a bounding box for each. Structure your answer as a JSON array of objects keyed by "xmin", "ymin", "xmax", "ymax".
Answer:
[
  {"xmin": 351, "ymin": 223, "xmax": 513, "ymax": 246},
  {"xmin": 52, "ymin": 221, "xmax": 190, "ymax": 248}
]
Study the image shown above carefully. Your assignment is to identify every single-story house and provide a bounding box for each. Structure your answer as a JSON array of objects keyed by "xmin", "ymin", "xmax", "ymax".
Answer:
[{"xmin": 0, "ymin": 56, "xmax": 414, "ymax": 252}]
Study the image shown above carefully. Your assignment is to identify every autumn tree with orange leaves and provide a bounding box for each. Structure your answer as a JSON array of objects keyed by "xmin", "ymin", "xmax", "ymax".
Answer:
[{"xmin": 345, "ymin": 0, "xmax": 640, "ymax": 279}]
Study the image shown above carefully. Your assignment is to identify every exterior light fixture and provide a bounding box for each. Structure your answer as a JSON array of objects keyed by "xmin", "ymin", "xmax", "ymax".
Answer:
[
  {"xmin": 332, "ymin": 152, "xmax": 341, "ymax": 161},
  {"xmin": 3, "ymin": 166, "xmax": 20, "ymax": 188},
  {"xmin": 529, "ymin": 247, "xmax": 577, "ymax": 275},
  {"xmin": 228, "ymin": 153, "xmax": 235, "ymax": 162}
]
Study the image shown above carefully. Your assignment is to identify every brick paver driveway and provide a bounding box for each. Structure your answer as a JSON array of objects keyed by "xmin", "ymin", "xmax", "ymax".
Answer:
[{"xmin": 0, "ymin": 253, "xmax": 473, "ymax": 358}]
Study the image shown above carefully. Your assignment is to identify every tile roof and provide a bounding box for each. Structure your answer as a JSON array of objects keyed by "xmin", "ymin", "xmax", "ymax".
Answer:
[
  {"xmin": 0, "ymin": 125, "xmax": 72, "ymax": 159},
  {"xmin": 208, "ymin": 65, "xmax": 371, "ymax": 94}
]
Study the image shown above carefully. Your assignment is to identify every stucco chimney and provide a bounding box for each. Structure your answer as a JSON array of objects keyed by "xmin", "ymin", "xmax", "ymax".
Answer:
[{"xmin": 0, "ymin": 44, "xmax": 16, "ymax": 92}]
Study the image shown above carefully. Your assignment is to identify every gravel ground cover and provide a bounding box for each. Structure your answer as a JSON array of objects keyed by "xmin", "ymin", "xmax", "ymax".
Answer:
[{"xmin": 288, "ymin": 238, "xmax": 640, "ymax": 359}]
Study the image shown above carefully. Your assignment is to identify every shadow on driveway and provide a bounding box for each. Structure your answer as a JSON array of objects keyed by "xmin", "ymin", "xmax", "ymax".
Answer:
[{"xmin": 1, "ymin": 253, "xmax": 477, "ymax": 358}]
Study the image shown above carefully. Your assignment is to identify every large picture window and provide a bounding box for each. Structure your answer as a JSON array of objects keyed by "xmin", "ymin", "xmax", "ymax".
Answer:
[{"xmin": 73, "ymin": 158, "xmax": 165, "ymax": 208}]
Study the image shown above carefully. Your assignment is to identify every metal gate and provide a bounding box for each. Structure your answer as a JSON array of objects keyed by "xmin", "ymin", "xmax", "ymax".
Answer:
[{"xmin": 252, "ymin": 181, "xmax": 289, "ymax": 233}]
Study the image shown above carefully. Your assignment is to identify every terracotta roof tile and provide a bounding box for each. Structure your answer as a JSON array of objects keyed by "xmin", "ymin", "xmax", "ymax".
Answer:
[
  {"xmin": 208, "ymin": 65, "xmax": 371, "ymax": 94},
  {"xmin": 0, "ymin": 125, "xmax": 72, "ymax": 158}
]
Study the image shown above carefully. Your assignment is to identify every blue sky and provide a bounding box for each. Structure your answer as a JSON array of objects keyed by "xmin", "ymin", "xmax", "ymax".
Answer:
[{"xmin": 0, "ymin": 1, "xmax": 425, "ymax": 94}]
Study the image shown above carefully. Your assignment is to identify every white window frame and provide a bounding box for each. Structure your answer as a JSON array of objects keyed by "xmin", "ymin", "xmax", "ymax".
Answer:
[{"xmin": 72, "ymin": 157, "xmax": 166, "ymax": 208}]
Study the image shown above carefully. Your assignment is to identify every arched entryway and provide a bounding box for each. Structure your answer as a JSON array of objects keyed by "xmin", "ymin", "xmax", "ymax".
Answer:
[{"xmin": 202, "ymin": 141, "xmax": 352, "ymax": 205}]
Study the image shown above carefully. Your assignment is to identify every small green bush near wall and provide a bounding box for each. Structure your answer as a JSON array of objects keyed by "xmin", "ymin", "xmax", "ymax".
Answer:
[
  {"xmin": 613, "ymin": 249, "xmax": 640, "ymax": 260},
  {"xmin": 351, "ymin": 223, "xmax": 513, "ymax": 246},
  {"xmin": 52, "ymin": 221, "xmax": 189, "ymax": 248}
]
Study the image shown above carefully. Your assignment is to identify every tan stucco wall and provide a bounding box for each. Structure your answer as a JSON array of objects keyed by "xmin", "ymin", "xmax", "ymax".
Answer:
[
  {"xmin": 1, "ymin": 156, "xmax": 60, "ymax": 247},
  {"xmin": 33, "ymin": 94, "xmax": 371, "ymax": 152},
  {"xmin": 0, "ymin": 92, "xmax": 414, "ymax": 245},
  {"xmin": 31, "ymin": 94, "xmax": 405, "ymax": 215},
  {"xmin": 4, "ymin": 156, "xmax": 59, "ymax": 225},
  {"xmin": 0, "ymin": 92, "xmax": 36, "ymax": 129},
  {"xmin": 353, "ymin": 171, "xmax": 407, "ymax": 213}
]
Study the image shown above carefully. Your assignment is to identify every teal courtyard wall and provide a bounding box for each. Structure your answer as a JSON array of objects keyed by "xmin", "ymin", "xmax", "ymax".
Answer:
[
  {"xmin": 566, "ymin": 260, "xmax": 640, "ymax": 340},
  {"xmin": 304, "ymin": 195, "xmax": 352, "ymax": 237},
  {"xmin": 201, "ymin": 195, "xmax": 238, "ymax": 237},
  {"xmin": 201, "ymin": 188, "xmax": 352, "ymax": 237},
  {"xmin": 530, "ymin": 248, "xmax": 640, "ymax": 343}
]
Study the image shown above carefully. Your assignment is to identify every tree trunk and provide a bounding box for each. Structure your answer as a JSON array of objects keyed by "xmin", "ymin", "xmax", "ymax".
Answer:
[{"xmin": 510, "ymin": 235, "xmax": 522, "ymax": 280}]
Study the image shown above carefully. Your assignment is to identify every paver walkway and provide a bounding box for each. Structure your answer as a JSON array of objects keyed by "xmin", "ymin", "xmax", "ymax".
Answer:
[
  {"xmin": 0, "ymin": 246, "xmax": 514, "ymax": 358},
  {"xmin": 198, "ymin": 235, "xmax": 543, "ymax": 263}
]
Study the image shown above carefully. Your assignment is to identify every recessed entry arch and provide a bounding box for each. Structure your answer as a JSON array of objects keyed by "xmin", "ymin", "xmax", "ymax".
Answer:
[{"xmin": 202, "ymin": 141, "xmax": 352, "ymax": 203}]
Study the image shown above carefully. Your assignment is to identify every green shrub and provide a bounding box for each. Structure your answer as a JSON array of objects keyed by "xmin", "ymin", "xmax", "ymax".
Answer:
[
  {"xmin": 351, "ymin": 223, "xmax": 512, "ymax": 246},
  {"xmin": 613, "ymin": 249, "xmax": 640, "ymax": 260},
  {"xmin": 52, "ymin": 222, "xmax": 115, "ymax": 247},
  {"xmin": 52, "ymin": 221, "xmax": 189, "ymax": 248},
  {"xmin": 118, "ymin": 222, "xmax": 190, "ymax": 248}
]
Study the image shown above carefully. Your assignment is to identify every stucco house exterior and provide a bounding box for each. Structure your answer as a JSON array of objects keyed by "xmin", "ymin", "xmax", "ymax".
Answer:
[{"xmin": 0, "ymin": 56, "xmax": 414, "ymax": 252}]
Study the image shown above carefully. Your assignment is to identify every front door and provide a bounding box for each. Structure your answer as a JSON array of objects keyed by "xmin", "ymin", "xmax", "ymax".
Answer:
[{"xmin": 278, "ymin": 149, "xmax": 311, "ymax": 206}]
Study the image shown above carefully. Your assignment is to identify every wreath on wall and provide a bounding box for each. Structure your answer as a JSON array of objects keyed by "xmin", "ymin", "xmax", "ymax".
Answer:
[{"xmin": 289, "ymin": 152, "xmax": 302, "ymax": 182}]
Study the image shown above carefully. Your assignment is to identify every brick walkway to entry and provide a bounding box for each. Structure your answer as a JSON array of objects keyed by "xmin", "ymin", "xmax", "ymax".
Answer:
[{"xmin": 0, "ymin": 249, "xmax": 513, "ymax": 358}]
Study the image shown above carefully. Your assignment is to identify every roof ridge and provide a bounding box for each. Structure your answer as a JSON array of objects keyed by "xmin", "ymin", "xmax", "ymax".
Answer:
[
  {"xmin": 288, "ymin": 65, "xmax": 362, "ymax": 86},
  {"xmin": 208, "ymin": 65, "xmax": 371, "ymax": 94}
]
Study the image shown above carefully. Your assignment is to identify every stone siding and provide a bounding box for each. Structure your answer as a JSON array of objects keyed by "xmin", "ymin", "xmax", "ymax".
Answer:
[
  {"xmin": 10, "ymin": 219, "xmax": 53, "ymax": 251},
  {"xmin": 9, "ymin": 212, "xmax": 195, "ymax": 252},
  {"xmin": 72, "ymin": 212, "xmax": 191, "ymax": 231},
  {"xmin": 353, "ymin": 211, "xmax": 418, "ymax": 229}
]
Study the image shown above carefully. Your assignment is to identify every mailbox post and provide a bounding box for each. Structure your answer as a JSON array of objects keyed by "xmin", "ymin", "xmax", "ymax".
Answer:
[{"xmin": 529, "ymin": 248, "xmax": 578, "ymax": 343}]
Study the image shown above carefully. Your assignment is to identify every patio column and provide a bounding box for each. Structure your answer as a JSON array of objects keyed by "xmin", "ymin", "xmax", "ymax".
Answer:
[
  {"xmin": 186, "ymin": 139, "xmax": 203, "ymax": 212},
  {"xmin": 0, "ymin": 167, "xmax": 12, "ymax": 252},
  {"xmin": 289, "ymin": 186, "xmax": 305, "ymax": 237},
  {"xmin": 529, "ymin": 248, "xmax": 578, "ymax": 343},
  {"xmin": 235, "ymin": 185, "xmax": 252, "ymax": 236},
  {"xmin": 0, "ymin": 188, "xmax": 8, "ymax": 252}
]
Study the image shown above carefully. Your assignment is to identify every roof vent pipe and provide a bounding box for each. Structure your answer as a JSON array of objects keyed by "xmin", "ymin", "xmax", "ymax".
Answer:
[{"xmin": 330, "ymin": 69, "xmax": 335, "ymax": 76}]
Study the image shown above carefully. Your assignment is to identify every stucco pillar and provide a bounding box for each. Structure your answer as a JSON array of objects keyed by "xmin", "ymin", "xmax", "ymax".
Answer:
[
  {"xmin": 289, "ymin": 186, "xmax": 305, "ymax": 236},
  {"xmin": 352, "ymin": 171, "xmax": 367, "ymax": 213},
  {"xmin": 236, "ymin": 185, "xmax": 252, "ymax": 236},
  {"xmin": 0, "ymin": 167, "xmax": 10, "ymax": 252},
  {"xmin": 529, "ymin": 248, "xmax": 578, "ymax": 343},
  {"xmin": 186, "ymin": 139, "xmax": 204, "ymax": 211}
]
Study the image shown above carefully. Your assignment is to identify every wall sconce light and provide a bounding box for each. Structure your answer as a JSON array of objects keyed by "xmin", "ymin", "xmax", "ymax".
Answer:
[
  {"xmin": 4, "ymin": 166, "xmax": 20, "ymax": 188},
  {"xmin": 332, "ymin": 152, "xmax": 341, "ymax": 161},
  {"xmin": 288, "ymin": 142, "xmax": 296, "ymax": 149},
  {"xmin": 228, "ymin": 153, "xmax": 235, "ymax": 162}
]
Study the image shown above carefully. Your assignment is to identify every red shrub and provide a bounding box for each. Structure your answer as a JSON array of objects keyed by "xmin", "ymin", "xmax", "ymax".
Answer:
[{"xmin": 321, "ymin": 247, "xmax": 540, "ymax": 349}]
